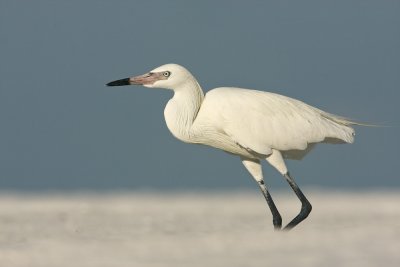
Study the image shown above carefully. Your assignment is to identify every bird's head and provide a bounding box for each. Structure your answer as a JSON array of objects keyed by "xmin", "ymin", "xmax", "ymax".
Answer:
[{"xmin": 106, "ymin": 63, "xmax": 193, "ymax": 90}]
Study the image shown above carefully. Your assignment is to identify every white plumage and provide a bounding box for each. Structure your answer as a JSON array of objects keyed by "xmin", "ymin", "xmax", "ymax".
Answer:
[
  {"xmin": 107, "ymin": 63, "xmax": 363, "ymax": 230},
  {"xmin": 193, "ymin": 87, "xmax": 355, "ymax": 159}
]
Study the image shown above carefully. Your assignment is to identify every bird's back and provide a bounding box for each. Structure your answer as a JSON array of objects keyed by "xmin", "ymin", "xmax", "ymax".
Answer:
[{"xmin": 193, "ymin": 87, "xmax": 356, "ymax": 159}]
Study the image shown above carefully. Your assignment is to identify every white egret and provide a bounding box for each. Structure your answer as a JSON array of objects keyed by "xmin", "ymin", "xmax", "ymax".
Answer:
[{"xmin": 107, "ymin": 63, "xmax": 365, "ymax": 230}]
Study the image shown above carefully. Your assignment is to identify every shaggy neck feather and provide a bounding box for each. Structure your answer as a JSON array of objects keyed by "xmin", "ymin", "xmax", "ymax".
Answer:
[{"xmin": 164, "ymin": 79, "xmax": 204, "ymax": 142}]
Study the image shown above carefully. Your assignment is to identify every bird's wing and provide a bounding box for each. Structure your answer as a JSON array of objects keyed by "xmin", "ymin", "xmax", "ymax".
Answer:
[{"xmin": 196, "ymin": 87, "xmax": 355, "ymax": 155}]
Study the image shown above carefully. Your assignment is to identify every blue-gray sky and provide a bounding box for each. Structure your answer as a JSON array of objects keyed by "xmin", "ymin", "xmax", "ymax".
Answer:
[{"xmin": 1, "ymin": 0, "xmax": 399, "ymax": 190}]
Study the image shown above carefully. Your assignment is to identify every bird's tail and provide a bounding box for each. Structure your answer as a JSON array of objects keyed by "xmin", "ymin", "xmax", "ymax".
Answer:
[
  {"xmin": 319, "ymin": 111, "xmax": 381, "ymax": 127},
  {"xmin": 312, "ymin": 108, "xmax": 382, "ymax": 144}
]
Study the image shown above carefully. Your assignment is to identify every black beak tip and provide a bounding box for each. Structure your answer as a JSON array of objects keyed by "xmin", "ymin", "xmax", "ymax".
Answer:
[{"xmin": 106, "ymin": 78, "xmax": 131, "ymax": 87}]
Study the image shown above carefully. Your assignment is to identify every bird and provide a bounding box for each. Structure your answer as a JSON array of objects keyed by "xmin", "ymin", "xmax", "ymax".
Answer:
[{"xmin": 106, "ymin": 63, "xmax": 365, "ymax": 230}]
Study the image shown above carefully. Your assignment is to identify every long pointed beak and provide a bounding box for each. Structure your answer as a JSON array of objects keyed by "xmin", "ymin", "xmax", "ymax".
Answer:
[
  {"xmin": 106, "ymin": 72, "xmax": 160, "ymax": 87},
  {"xmin": 106, "ymin": 78, "xmax": 130, "ymax": 86}
]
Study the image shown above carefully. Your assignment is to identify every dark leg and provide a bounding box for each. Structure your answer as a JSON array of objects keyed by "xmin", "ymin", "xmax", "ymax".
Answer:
[
  {"xmin": 257, "ymin": 180, "xmax": 282, "ymax": 230},
  {"xmin": 283, "ymin": 172, "xmax": 312, "ymax": 230},
  {"xmin": 241, "ymin": 158, "xmax": 282, "ymax": 230}
]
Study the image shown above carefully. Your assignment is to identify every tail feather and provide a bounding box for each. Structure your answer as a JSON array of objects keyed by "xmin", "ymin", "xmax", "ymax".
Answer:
[{"xmin": 319, "ymin": 111, "xmax": 380, "ymax": 127}]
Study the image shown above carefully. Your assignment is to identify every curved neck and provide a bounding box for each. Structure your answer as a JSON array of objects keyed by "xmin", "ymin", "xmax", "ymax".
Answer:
[{"xmin": 164, "ymin": 78, "xmax": 204, "ymax": 142}]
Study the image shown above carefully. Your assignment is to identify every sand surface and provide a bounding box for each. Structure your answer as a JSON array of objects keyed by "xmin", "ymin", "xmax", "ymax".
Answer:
[{"xmin": 0, "ymin": 190, "xmax": 399, "ymax": 267}]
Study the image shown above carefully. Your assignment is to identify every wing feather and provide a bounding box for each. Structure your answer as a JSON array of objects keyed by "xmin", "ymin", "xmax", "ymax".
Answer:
[{"xmin": 196, "ymin": 87, "xmax": 355, "ymax": 157}]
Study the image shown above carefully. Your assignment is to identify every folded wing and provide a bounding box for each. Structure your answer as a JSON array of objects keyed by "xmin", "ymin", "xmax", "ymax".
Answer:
[{"xmin": 196, "ymin": 87, "xmax": 356, "ymax": 159}]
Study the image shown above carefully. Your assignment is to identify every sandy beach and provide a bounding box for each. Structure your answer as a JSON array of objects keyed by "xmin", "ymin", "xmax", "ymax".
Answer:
[{"xmin": 0, "ymin": 190, "xmax": 399, "ymax": 267}]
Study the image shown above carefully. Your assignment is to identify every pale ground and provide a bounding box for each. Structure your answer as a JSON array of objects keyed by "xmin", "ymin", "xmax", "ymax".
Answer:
[{"xmin": 0, "ymin": 190, "xmax": 399, "ymax": 267}]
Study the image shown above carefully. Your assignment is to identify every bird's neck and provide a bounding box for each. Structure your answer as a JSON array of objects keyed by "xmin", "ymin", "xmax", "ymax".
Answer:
[{"xmin": 164, "ymin": 79, "xmax": 204, "ymax": 142}]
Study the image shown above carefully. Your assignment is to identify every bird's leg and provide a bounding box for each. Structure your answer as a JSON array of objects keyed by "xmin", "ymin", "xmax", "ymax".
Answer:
[
  {"xmin": 241, "ymin": 158, "xmax": 282, "ymax": 230},
  {"xmin": 257, "ymin": 180, "xmax": 282, "ymax": 230},
  {"xmin": 282, "ymin": 172, "xmax": 312, "ymax": 230},
  {"xmin": 266, "ymin": 149, "xmax": 312, "ymax": 230}
]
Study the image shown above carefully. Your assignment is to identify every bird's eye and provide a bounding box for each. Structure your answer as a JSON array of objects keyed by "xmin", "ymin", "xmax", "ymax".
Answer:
[{"xmin": 163, "ymin": 71, "xmax": 171, "ymax": 77}]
